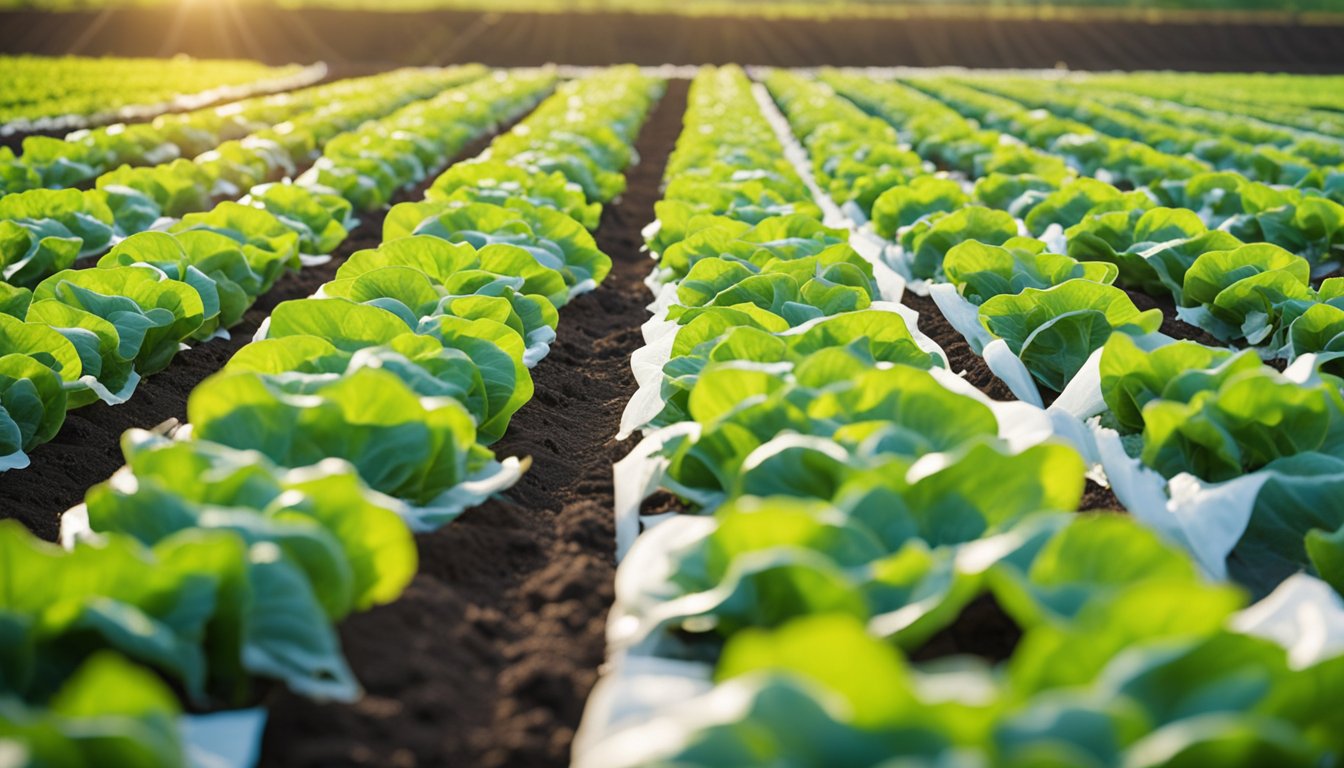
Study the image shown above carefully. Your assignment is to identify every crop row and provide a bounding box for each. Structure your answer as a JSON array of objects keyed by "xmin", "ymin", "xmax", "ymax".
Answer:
[
  {"xmin": 773, "ymin": 69, "xmax": 1344, "ymax": 607},
  {"xmin": 814, "ymin": 72, "xmax": 1344, "ymax": 366},
  {"xmin": 1, "ymin": 66, "xmax": 664, "ymax": 766},
  {"xmin": 957, "ymin": 75, "xmax": 1344, "ymax": 169},
  {"xmin": 1074, "ymin": 71, "xmax": 1344, "ymax": 134},
  {"xmin": 0, "ymin": 55, "xmax": 323, "ymax": 135},
  {"xmin": 573, "ymin": 66, "xmax": 1344, "ymax": 767},
  {"xmin": 0, "ymin": 69, "xmax": 557, "ymax": 475},
  {"xmin": 0, "ymin": 65, "xmax": 491, "ymax": 291},
  {"xmin": 0, "ymin": 65, "xmax": 470, "ymax": 197},
  {"xmin": 824, "ymin": 72, "xmax": 1343, "ymax": 263},
  {"xmin": 907, "ymin": 76, "xmax": 1339, "ymax": 185}
]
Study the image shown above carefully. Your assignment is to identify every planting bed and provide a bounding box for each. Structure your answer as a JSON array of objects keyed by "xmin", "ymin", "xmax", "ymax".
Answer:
[
  {"xmin": 1, "ymin": 103, "xmax": 524, "ymax": 541},
  {"xmin": 4, "ymin": 43, "xmax": 1344, "ymax": 768},
  {"xmin": 256, "ymin": 77, "xmax": 688, "ymax": 768}
]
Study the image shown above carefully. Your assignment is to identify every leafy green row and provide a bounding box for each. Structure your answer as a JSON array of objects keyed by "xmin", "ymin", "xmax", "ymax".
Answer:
[
  {"xmin": 644, "ymin": 67, "xmax": 820, "ymax": 261},
  {"xmin": 409, "ymin": 64, "xmax": 663, "ymax": 236},
  {"xmin": 1, "ymin": 66, "xmax": 477, "ymax": 196},
  {"xmin": 0, "ymin": 66, "xmax": 472, "ymax": 196},
  {"xmin": 0, "ymin": 213, "xmax": 303, "ymax": 470},
  {"xmin": 466, "ymin": 64, "xmax": 660, "ymax": 206},
  {"xmin": 0, "ymin": 67, "xmax": 663, "ymax": 765},
  {"xmin": 927, "ymin": 75, "xmax": 1336, "ymax": 186},
  {"xmin": 767, "ymin": 70, "xmax": 1344, "ymax": 615},
  {"xmin": 295, "ymin": 68, "xmax": 559, "ymax": 213},
  {"xmin": 762, "ymin": 69, "xmax": 925, "ymax": 220},
  {"xmin": 0, "ymin": 71, "xmax": 559, "ymax": 471},
  {"xmin": 0, "ymin": 66, "xmax": 488, "ymax": 289},
  {"xmin": 611, "ymin": 62, "xmax": 1084, "ymax": 616},
  {"xmin": 788, "ymin": 72, "xmax": 1344, "ymax": 391},
  {"xmin": 215, "ymin": 66, "xmax": 659, "ymax": 504},
  {"xmin": 577, "ymin": 67, "xmax": 1344, "ymax": 768},
  {"xmin": 1078, "ymin": 70, "xmax": 1344, "ymax": 136},
  {"xmin": 964, "ymin": 74, "xmax": 1344, "ymax": 168},
  {"xmin": 91, "ymin": 66, "xmax": 488, "ymax": 223},
  {"xmin": 822, "ymin": 70, "xmax": 1344, "ymax": 275},
  {"xmin": 0, "ymin": 55, "xmax": 311, "ymax": 128},
  {"xmin": 896, "ymin": 74, "xmax": 1344, "ymax": 268},
  {"xmin": 0, "ymin": 442, "xmax": 417, "ymax": 766}
]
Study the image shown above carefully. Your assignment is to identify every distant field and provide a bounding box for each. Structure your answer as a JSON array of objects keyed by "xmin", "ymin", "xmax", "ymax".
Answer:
[
  {"xmin": 3, "ymin": 3, "xmax": 1344, "ymax": 72},
  {"xmin": 2, "ymin": 0, "xmax": 1344, "ymax": 23}
]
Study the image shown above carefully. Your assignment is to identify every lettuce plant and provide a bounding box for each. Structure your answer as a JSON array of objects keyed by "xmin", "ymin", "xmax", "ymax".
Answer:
[
  {"xmin": 901, "ymin": 205, "xmax": 1019, "ymax": 281},
  {"xmin": 0, "ymin": 652, "xmax": 185, "ymax": 768},
  {"xmin": 32, "ymin": 265, "xmax": 205, "ymax": 377},
  {"xmin": 0, "ymin": 189, "xmax": 116, "ymax": 287},
  {"xmin": 0, "ymin": 351, "xmax": 68, "ymax": 466},
  {"xmin": 98, "ymin": 231, "xmax": 262, "ymax": 340},
  {"xmin": 870, "ymin": 175, "xmax": 968, "ymax": 240},
  {"xmin": 245, "ymin": 182, "xmax": 352, "ymax": 255},
  {"xmin": 426, "ymin": 160, "xmax": 601, "ymax": 230},
  {"xmin": 1021, "ymin": 176, "xmax": 1126, "ymax": 236},
  {"xmin": 943, "ymin": 239, "xmax": 1116, "ymax": 305},
  {"xmin": 979, "ymin": 279, "xmax": 1162, "ymax": 392},
  {"xmin": 1180, "ymin": 242, "xmax": 1315, "ymax": 346},
  {"xmin": 188, "ymin": 366, "xmax": 491, "ymax": 506},
  {"xmin": 85, "ymin": 430, "xmax": 416, "ymax": 621},
  {"xmin": 169, "ymin": 202, "xmax": 300, "ymax": 293},
  {"xmin": 383, "ymin": 199, "xmax": 610, "ymax": 293},
  {"xmin": 1066, "ymin": 205, "xmax": 1244, "ymax": 299}
]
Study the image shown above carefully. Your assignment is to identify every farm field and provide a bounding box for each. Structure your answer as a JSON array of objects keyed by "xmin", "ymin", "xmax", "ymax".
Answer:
[{"xmin": 3, "ymin": 5, "xmax": 1344, "ymax": 768}]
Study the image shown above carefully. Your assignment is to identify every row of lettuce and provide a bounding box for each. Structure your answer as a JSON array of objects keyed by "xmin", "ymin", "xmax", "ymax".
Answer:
[
  {"xmin": 0, "ymin": 65, "xmax": 462, "ymax": 198},
  {"xmin": 0, "ymin": 55, "xmax": 321, "ymax": 134},
  {"xmin": 573, "ymin": 66, "xmax": 1344, "ymax": 767},
  {"xmin": 0, "ymin": 68, "xmax": 559, "ymax": 471},
  {"xmin": 948, "ymin": 74, "xmax": 1344, "ymax": 171},
  {"xmin": 0, "ymin": 65, "xmax": 487, "ymax": 288},
  {"xmin": 787, "ymin": 70, "xmax": 1342, "ymax": 380},
  {"xmin": 766, "ymin": 68, "xmax": 1344, "ymax": 605},
  {"xmin": 1070, "ymin": 70, "xmax": 1344, "ymax": 137},
  {"xmin": 1, "ymin": 66, "xmax": 665, "ymax": 766}
]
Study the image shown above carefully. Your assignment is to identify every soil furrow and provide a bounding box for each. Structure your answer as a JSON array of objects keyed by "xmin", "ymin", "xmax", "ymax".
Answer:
[{"xmin": 255, "ymin": 78, "xmax": 688, "ymax": 768}]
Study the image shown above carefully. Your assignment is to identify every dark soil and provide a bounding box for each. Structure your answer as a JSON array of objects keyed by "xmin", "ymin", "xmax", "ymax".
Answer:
[
  {"xmin": 903, "ymin": 290, "xmax": 1131, "ymax": 515},
  {"xmin": 910, "ymin": 593, "xmax": 1022, "ymax": 664},
  {"xmin": 640, "ymin": 490, "xmax": 689, "ymax": 517},
  {"xmin": 0, "ymin": 115, "xmax": 516, "ymax": 542},
  {"xmin": 901, "ymin": 290, "xmax": 1018, "ymax": 401},
  {"xmin": 0, "ymin": 125, "xmax": 67, "ymax": 154},
  {"xmin": 3, "ymin": 7, "xmax": 1343, "ymax": 72},
  {"xmin": 1124, "ymin": 286, "xmax": 1225, "ymax": 346},
  {"xmin": 1080, "ymin": 478, "xmax": 1124, "ymax": 511},
  {"xmin": 255, "ymin": 79, "xmax": 686, "ymax": 768}
]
